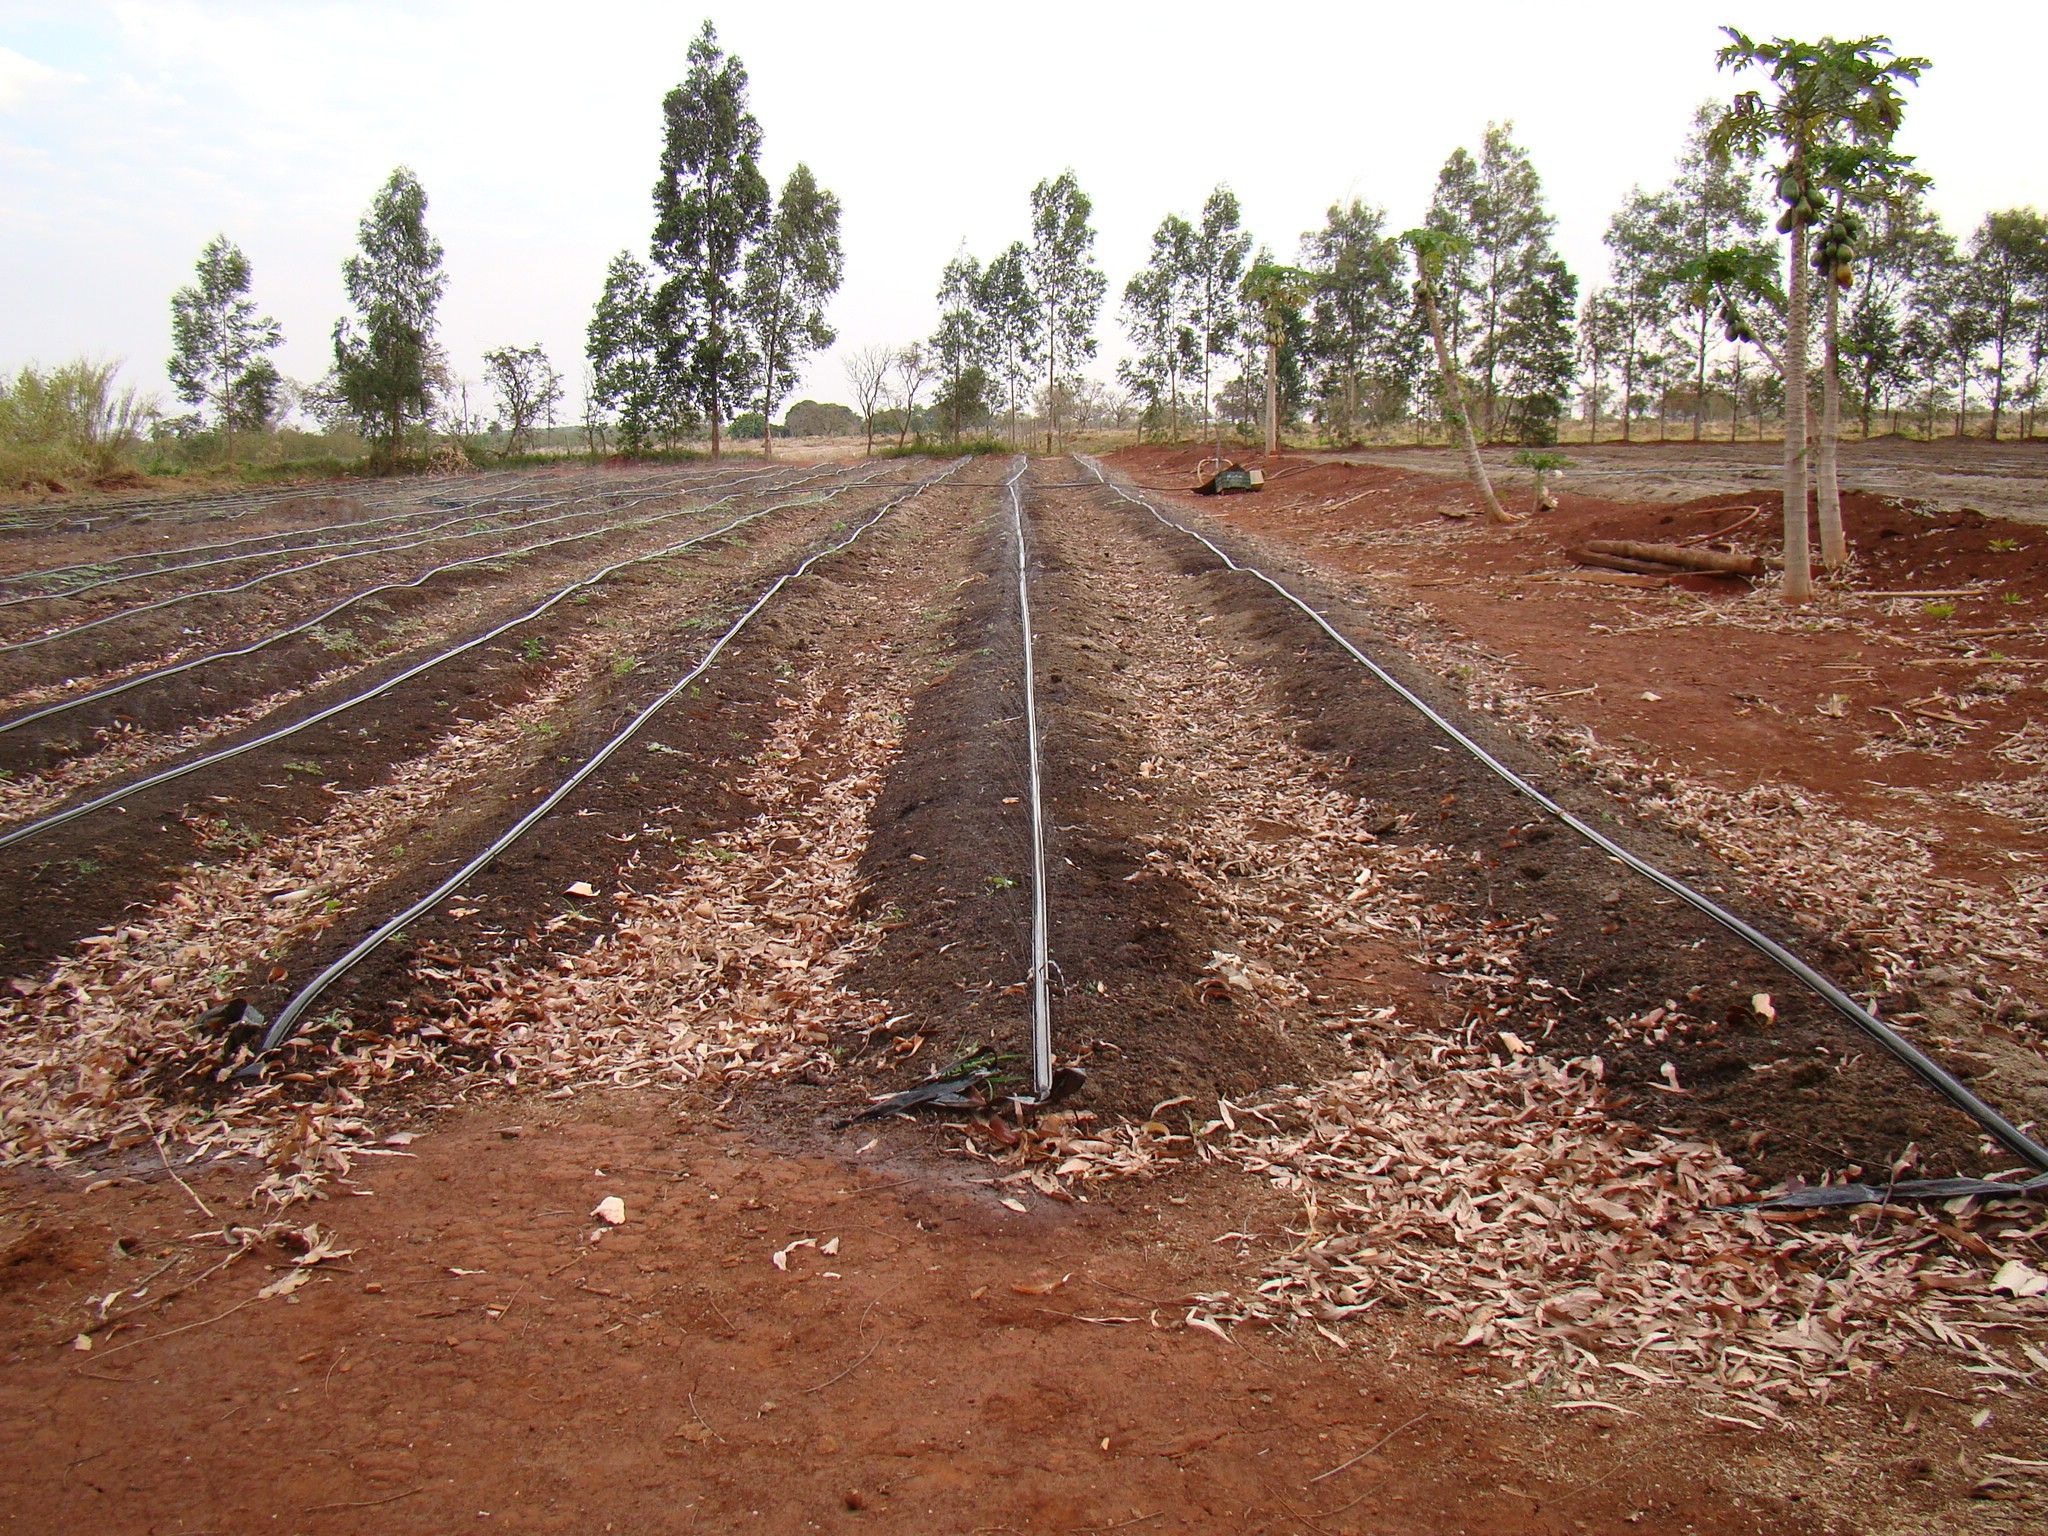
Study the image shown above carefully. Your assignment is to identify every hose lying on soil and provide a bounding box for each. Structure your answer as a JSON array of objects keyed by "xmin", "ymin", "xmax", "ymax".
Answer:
[
  {"xmin": 1076, "ymin": 454, "xmax": 2048, "ymax": 1174},
  {"xmin": 248, "ymin": 459, "xmax": 966, "ymax": 1060}
]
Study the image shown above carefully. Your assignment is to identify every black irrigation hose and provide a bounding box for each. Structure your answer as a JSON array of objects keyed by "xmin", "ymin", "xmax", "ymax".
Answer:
[
  {"xmin": 0, "ymin": 466, "xmax": 888, "ymax": 851},
  {"xmin": 1004, "ymin": 457, "xmax": 1055, "ymax": 1101},
  {"xmin": 0, "ymin": 471, "xmax": 765, "ymax": 655},
  {"xmin": 249, "ymin": 459, "xmax": 966, "ymax": 1060},
  {"xmin": 0, "ymin": 464, "xmax": 846, "ymax": 737},
  {"xmin": 0, "ymin": 475, "xmax": 713, "ymax": 608},
  {"xmin": 1076, "ymin": 455, "xmax": 2048, "ymax": 1173},
  {"xmin": 1, "ymin": 463, "xmax": 784, "ymax": 594}
]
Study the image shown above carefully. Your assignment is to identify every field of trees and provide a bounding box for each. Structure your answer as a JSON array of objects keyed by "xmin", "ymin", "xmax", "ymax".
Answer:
[{"xmin": 3, "ymin": 18, "xmax": 2048, "ymax": 1536}]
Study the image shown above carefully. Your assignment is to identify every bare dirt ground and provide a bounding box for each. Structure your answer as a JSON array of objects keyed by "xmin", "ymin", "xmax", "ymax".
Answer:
[
  {"xmin": 2, "ymin": 452, "xmax": 2045, "ymax": 1534},
  {"xmin": 1326, "ymin": 436, "xmax": 2048, "ymax": 524}
]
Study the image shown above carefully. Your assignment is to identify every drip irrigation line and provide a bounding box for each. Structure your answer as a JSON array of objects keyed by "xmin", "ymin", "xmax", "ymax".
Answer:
[
  {"xmin": 249, "ymin": 459, "xmax": 966, "ymax": 1060},
  {"xmin": 0, "ymin": 464, "xmax": 851, "ymax": 738},
  {"xmin": 1076, "ymin": 455, "xmax": 2048, "ymax": 1174},
  {"xmin": 0, "ymin": 467, "xmax": 889, "ymax": 851},
  {"xmin": 0, "ymin": 468, "xmax": 762, "ymax": 609},
  {"xmin": 0, "ymin": 473, "xmax": 787, "ymax": 656},
  {"xmin": 1, "ymin": 464, "xmax": 785, "ymax": 593},
  {"xmin": 1005, "ymin": 457, "xmax": 1055, "ymax": 1101}
]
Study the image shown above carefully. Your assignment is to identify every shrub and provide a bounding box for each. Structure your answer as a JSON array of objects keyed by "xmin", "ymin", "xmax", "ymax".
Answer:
[{"xmin": 0, "ymin": 359, "xmax": 159, "ymax": 488}]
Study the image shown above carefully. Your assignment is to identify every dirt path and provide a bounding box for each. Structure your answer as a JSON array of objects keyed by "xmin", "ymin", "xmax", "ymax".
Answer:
[{"xmin": 1, "ymin": 459, "xmax": 2043, "ymax": 1534}]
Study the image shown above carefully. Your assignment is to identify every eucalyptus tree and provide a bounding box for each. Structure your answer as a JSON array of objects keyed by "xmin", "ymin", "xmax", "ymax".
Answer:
[
  {"xmin": 742, "ymin": 163, "xmax": 843, "ymax": 459},
  {"xmin": 1425, "ymin": 124, "xmax": 1577, "ymax": 443},
  {"xmin": 1971, "ymin": 211, "xmax": 2048, "ymax": 440},
  {"xmin": 587, "ymin": 252, "xmax": 664, "ymax": 454},
  {"xmin": 1600, "ymin": 191, "xmax": 1676, "ymax": 443},
  {"xmin": 652, "ymin": 20, "xmax": 771, "ymax": 459},
  {"xmin": 168, "ymin": 235, "xmax": 283, "ymax": 462},
  {"xmin": 1026, "ymin": 171, "xmax": 1106, "ymax": 452},
  {"xmin": 1576, "ymin": 289, "xmax": 1628, "ymax": 441},
  {"xmin": 332, "ymin": 166, "xmax": 447, "ymax": 468},
  {"xmin": 1641, "ymin": 106, "xmax": 1772, "ymax": 440},
  {"xmin": 1909, "ymin": 239, "xmax": 1994, "ymax": 437},
  {"xmin": 1404, "ymin": 227, "xmax": 1508, "ymax": 523},
  {"xmin": 841, "ymin": 343, "xmax": 891, "ymax": 456},
  {"xmin": 481, "ymin": 344, "xmax": 564, "ymax": 453},
  {"xmin": 1185, "ymin": 187, "xmax": 1252, "ymax": 446},
  {"xmin": 930, "ymin": 250, "xmax": 991, "ymax": 442},
  {"xmin": 977, "ymin": 242, "xmax": 1038, "ymax": 448},
  {"xmin": 1838, "ymin": 184, "xmax": 1944, "ymax": 435},
  {"xmin": 1119, "ymin": 213, "xmax": 1197, "ymax": 442},
  {"xmin": 1713, "ymin": 28, "xmax": 1927, "ymax": 597},
  {"xmin": 1300, "ymin": 198, "xmax": 1410, "ymax": 441}
]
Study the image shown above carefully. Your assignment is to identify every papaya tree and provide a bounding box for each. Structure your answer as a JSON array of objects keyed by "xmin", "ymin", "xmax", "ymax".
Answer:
[
  {"xmin": 1243, "ymin": 261, "xmax": 1311, "ymax": 457},
  {"xmin": 1404, "ymin": 226, "xmax": 1510, "ymax": 524},
  {"xmin": 1712, "ymin": 29, "xmax": 1927, "ymax": 599}
]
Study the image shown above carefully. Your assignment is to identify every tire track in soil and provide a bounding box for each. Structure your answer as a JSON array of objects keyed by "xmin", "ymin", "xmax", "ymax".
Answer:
[
  {"xmin": 0, "ymin": 464, "xmax": 855, "ymax": 815},
  {"xmin": 0, "ymin": 472, "xmax": 903, "ymax": 974},
  {"xmin": 1083, "ymin": 467, "xmax": 2001, "ymax": 1182}
]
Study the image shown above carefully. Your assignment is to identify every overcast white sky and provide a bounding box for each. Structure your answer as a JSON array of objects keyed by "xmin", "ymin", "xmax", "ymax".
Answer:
[{"xmin": 3, "ymin": 2, "xmax": 2044, "ymax": 424}]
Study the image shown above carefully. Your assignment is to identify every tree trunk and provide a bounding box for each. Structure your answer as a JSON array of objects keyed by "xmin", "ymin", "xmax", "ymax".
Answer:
[
  {"xmin": 1991, "ymin": 332, "xmax": 2008, "ymax": 441},
  {"xmin": 1781, "ymin": 221, "xmax": 1813, "ymax": 603},
  {"xmin": 1621, "ymin": 346, "xmax": 1634, "ymax": 443},
  {"xmin": 1817, "ymin": 277, "xmax": 1845, "ymax": 573},
  {"xmin": 1420, "ymin": 279, "xmax": 1509, "ymax": 524},
  {"xmin": 1694, "ymin": 310, "xmax": 1708, "ymax": 443},
  {"xmin": 1263, "ymin": 331, "xmax": 1279, "ymax": 458}
]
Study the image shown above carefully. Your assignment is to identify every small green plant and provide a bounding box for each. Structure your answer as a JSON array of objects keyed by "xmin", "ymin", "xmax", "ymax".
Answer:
[
  {"xmin": 283, "ymin": 759, "xmax": 324, "ymax": 776},
  {"xmin": 519, "ymin": 635, "xmax": 547, "ymax": 661},
  {"xmin": 307, "ymin": 624, "xmax": 366, "ymax": 656},
  {"xmin": 610, "ymin": 653, "xmax": 640, "ymax": 677},
  {"xmin": 1989, "ymin": 538, "xmax": 2021, "ymax": 553},
  {"xmin": 986, "ymin": 873, "xmax": 1017, "ymax": 891},
  {"xmin": 2002, "ymin": 592, "xmax": 2026, "ymax": 605},
  {"xmin": 1922, "ymin": 601, "xmax": 1956, "ymax": 619},
  {"xmin": 198, "ymin": 817, "xmax": 263, "ymax": 855}
]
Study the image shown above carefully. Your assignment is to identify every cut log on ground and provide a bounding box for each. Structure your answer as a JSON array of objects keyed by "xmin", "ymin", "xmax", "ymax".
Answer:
[
  {"xmin": 1569, "ymin": 548, "xmax": 1701, "ymax": 577},
  {"xmin": 1578, "ymin": 540, "xmax": 1764, "ymax": 577}
]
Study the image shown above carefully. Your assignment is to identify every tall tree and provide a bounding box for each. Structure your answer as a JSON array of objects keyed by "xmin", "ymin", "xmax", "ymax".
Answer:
[
  {"xmin": 1300, "ymin": 199, "xmax": 1411, "ymax": 442},
  {"xmin": 1970, "ymin": 210, "xmax": 2048, "ymax": 441},
  {"xmin": 1837, "ymin": 183, "xmax": 1944, "ymax": 436},
  {"xmin": 587, "ymin": 252, "xmax": 665, "ymax": 454},
  {"xmin": 1026, "ymin": 171, "xmax": 1106, "ymax": 453},
  {"xmin": 1184, "ymin": 186, "xmax": 1252, "ymax": 452},
  {"xmin": 1426, "ymin": 124, "xmax": 1577, "ymax": 443},
  {"xmin": 1642, "ymin": 106, "xmax": 1773, "ymax": 441},
  {"xmin": 1713, "ymin": 29, "xmax": 1928, "ymax": 598},
  {"xmin": 332, "ymin": 166, "xmax": 447, "ymax": 468},
  {"xmin": 1406, "ymin": 227, "xmax": 1509, "ymax": 523},
  {"xmin": 1577, "ymin": 289, "xmax": 1629, "ymax": 441},
  {"xmin": 930, "ymin": 250, "xmax": 992, "ymax": 442},
  {"xmin": 1600, "ymin": 191, "xmax": 1676, "ymax": 443},
  {"xmin": 652, "ymin": 20, "xmax": 770, "ymax": 460},
  {"xmin": 1908, "ymin": 239, "xmax": 1992, "ymax": 438},
  {"xmin": 741, "ymin": 163, "xmax": 843, "ymax": 460},
  {"xmin": 481, "ymin": 345, "xmax": 564, "ymax": 453},
  {"xmin": 1119, "ymin": 214, "xmax": 1197, "ymax": 443},
  {"xmin": 977, "ymin": 243, "xmax": 1038, "ymax": 448},
  {"xmin": 168, "ymin": 234, "xmax": 283, "ymax": 463}
]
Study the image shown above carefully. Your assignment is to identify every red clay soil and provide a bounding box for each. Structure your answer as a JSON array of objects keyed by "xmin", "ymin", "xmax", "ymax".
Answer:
[{"xmin": 0, "ymin": 1096, "xmax": 1844, "ymax": 1536}]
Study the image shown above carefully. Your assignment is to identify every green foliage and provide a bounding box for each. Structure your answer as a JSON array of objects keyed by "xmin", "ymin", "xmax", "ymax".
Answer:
[
  {"xmin": 1300, "ymin": 199, "xmax": 1415, "ymax": 440},
  {"xmin": 332, "ymin": 167, "xmax": 448, "ymax": 467},
  {"xmin": 977, "ymin": 243, "xmax": 1037, "ymax": 443},
  {"xmin": 481, "ymin": 343, "xmax": 564, "ymax": 453},
  {"xmin": 168, "ymin": 235, "xmax": 284, "ymax": 453},
  {"xmin": 931, "ymin": 250, "xmax": 994, "ymax": 440},
  {"xmin": 1119, "ymin": 214, "xmax": 1197, "ymax": 441},
  {"xmin": 1426, "ymin": 123, "xmax": 1579, "ymax": 443},
  {"xmin": 587, "ymin": 251, "xmax": 668, "ymax": 453},
  {"xmin": 651, "ymin": 19, "xmax": 771, "ymax": 453},
  {"xmin": 0, "ymin": 359, "xmax": 158, "ymax": 487},
  {"xmin": 782, "ymin": 399, "xmax": 859, "ymax": 436},
  {"xmin": 880, "ymin": 435, "xmax": 1005, "ymax": 457},
  {"xmin": 742, "ymin": 162, "xmax": 844, "ymax": 447},
  {"xmin": 1027, "ymin": 170, "xmax": 1107, "ymax": 448}
]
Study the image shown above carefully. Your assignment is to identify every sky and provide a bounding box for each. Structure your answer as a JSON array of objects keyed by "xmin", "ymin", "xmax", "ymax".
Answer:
[{"xmin": 2, "ymin": 1, "xmax": 2045, "ymax": 425}]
